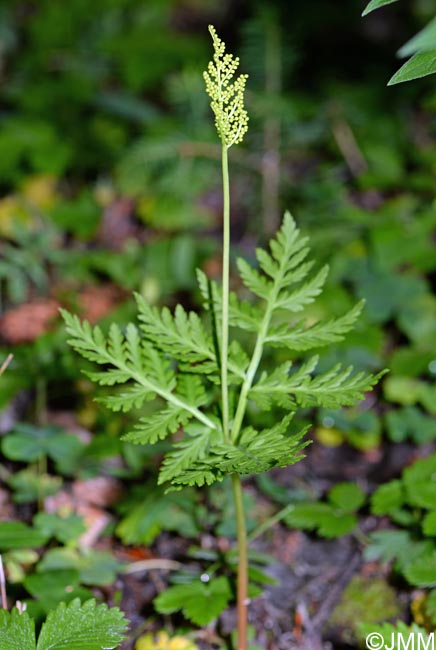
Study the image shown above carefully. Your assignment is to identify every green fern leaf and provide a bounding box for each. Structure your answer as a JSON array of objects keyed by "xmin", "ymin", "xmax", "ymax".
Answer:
[
  {"xmin": 97, "ymin": 385, "xmax": 155, "ymax": 412},
  {"xmin": 266, "ymin": 301, "xmax": 364, "ymax": 351},
  {"xmin": 158, "ymin": 423, "xmax": 217, "ymax": 486},
  {"xmin": 250, "ymin": 357, "xmax": 383, "ymax": 409},
  {"xmin": 211, "ymin": 415, "xmax": 309, "ymax": 475},
  {"xmin": 177, "ymin": 374, "xmax": 209, "ymax": 407},
  {"xmin": 136, "ymin": 295, "xmax": 218, "ymax": 373},
  {"xmin": 122, "ymin": 405, "xmax": 191, "ymax": 445},
  {"xmin": 61, "ymin": 310, "xmax": 217, "ymax": 433},
  {"xmin": 0, "ymin": 609, "xmax": 35, "ymax": 650},
  {"xmin": 36, "ymin": 599, "xmax": 127, "ymax": 650},
  {"xmin": 275, "ymin": 265, "xmax": 328, "ymax": 312},
  {"xmin": 237, "ymin": 258, "xmax": 271, "ymax": 300},
  {"xmin": 171, "ymin": 466, "xmax": 220, "ymax": 488}
]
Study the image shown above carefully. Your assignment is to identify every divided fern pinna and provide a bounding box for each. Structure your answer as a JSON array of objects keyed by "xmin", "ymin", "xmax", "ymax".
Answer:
[{"xmin": 62, "ymin": 26, "xmax": 381, "ymax": 650}]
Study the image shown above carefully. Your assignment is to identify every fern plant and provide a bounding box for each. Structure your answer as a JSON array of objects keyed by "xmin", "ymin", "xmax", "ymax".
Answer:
[{"xmin": 62, "ymin": 26, "xmax": 382, "ymax": 650}]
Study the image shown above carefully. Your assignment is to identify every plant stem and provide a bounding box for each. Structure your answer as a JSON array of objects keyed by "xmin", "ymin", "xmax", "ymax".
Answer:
[
  {"xmin": 221, "ymin": 143, "xmax": 231, "ymax": 444},
  {"xmin": 232, "ymin": 474, "xmax": 248, "ymax": 650}
]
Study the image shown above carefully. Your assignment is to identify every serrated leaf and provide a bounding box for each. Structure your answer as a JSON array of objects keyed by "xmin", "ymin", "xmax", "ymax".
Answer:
[
  {"xmin": 328, "ymin": 482, "xmax": 365, "ymax": 513},
  {"xmin": 158, "ymin": 425, "xmax": 214, "ymax": 486},
  {"xmin": 404, "ymin": 554, "xmax": 436, "ymax": 587},
  {"xmin": 36, "ymin": 599, "xmax": 127, "ymax": 650},
  {"xmin": 362, "ymin": 0, "xmax": 399, "ymax": 17},
  {"xmin": 210, "ymin": 416, "xmax": 309, "ymax": 476},
  {"xmin": 237, "ymin": 258, "xmax": 271, "ymax": 300},
  {"xmin": 122, "ymin": 405, "xmax": 191, "ymax": 445},
  {"xmin": 0, "ymin": 609, "xmax": 35, "ymax": 650},
  {"xmin": 97, "ymin": 385, "xmax": 155, "ymax": 412},
  {"xmin": 364, "ymin": 530, "xmax": 433, "ymax": 567},
  {"xmin": 274, "ymin": 266, "xmax": 328, "ymax": 312},
  {"xmin": 371, "ymin": 480, "xmax": 404, "ymax": 515},
  {"xmin": 266, "ymin": 301, "xmax": 364, "ymax": 351},
  {"xmin": 389, "ymin": 49, "xmax": 436, "ymax": 85},
  {"xmin": 423, "ymin": 512, "xmax": 436, "ymax": 537},
  {"xmin": 251, "ymin": 357, "xmax": 384, "ymax": 410},
  {"xmin": 154, "ymin": 577, "xmax": 231, "ymax": 625},
  {"xmin": 61, "ymin": 309, "xmax": 216, "ymax": 434},
  {"xmin": 135, "ymin": 295, "xmax": 218, "ymax": 374}
]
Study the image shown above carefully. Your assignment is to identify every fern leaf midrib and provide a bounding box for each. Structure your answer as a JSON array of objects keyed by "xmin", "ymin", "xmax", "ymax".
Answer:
[{"xmin": 230, "ymin": 233, "xmax": 289, "ymax": 443}]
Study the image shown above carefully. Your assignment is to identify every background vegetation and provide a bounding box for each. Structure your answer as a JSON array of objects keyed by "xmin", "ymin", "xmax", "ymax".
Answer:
[{"xmin": 1, "ymin": 1, "xmax": 436, "ymax": 648}]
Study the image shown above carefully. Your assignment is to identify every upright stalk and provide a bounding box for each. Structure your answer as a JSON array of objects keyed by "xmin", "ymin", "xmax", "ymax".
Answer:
[
  {"xmin": 221, "ymin": 143, "xmax": 248, "ymax": 650},
  {"xmin": 204, "ymin": 26, "xmax": 250, "ymax": 649},
  {"xmin": 221, "ymin": 143, "xmax": 231, "ymax": 444},
  {"xmin": 232, "ymin": 474, "xmax": 248, "ymax": 650}
]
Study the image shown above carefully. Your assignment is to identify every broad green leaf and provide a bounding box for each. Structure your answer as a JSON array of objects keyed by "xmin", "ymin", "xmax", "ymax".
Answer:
[
  {"xmin": 33, "ymin": 513, "xmax": 86, "ymax": 545},
  {"xmin": 154, "ymin": 577, "xmax": 231, "ymax": 625},
  {"xmin": 423, "ymin": 512, "xmax": 436, "ymax": 537},
  {"xmin": 371, "ymin": 480, "xmax": 404, "ymax": 515},
  {"xmin": 284, "ymin": 502, "xmax": 357, "ymax": 538},
  {"xmin": 37, "ymin": 548, "xmax": 121, "ymax": 586},
  {"xmin": 404, "ymin": 554, "xmax": 436, "ymax": 587},
  {"xmin": 328, "ymin": 482, "xmax": 365, "ymax": 513},
  {"xmin": 0, "ymin": 522, "xmax": 48, "ymax": 550},
  {"xmin": 389, "ymin": 49, "xmax": 436, "ymax": 85},
  {"xmin": 36, "ymin": 599, "xmax": 127, "ymax": 650},
  {"xmin": 362, "ymin": 0, "xmax": 399, "ymax": 16},
  {"xmin": 405, "ymin": 481, "xmax": 436, "ymax": 509},
  {"xmin": 0, "ymin": 609, "xmax": 35, "ymax": 650},
  {"xmin": 24, "ymin": 570, "xmax": 91, "ymax": 613},
  {"xmin": 399, "ymin": 17, "xmax": 436, "ymax": 57}
]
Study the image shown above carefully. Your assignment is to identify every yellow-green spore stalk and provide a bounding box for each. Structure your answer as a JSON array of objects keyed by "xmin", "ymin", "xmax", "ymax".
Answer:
[
  {"xmin": 204, "ymin": 25, "xmax": 250, "ymax": 650},
  {"xmin": 203, "ymin": 25, "xmax": 249, "ymax": 148}
]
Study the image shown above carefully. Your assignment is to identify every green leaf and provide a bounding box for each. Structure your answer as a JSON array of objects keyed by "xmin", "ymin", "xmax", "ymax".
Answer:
[
  {"xmin": 362, "ymin": 0, "xmax": 399, "ymax": 16},
  {"xmin": 0, "ymin": 522, "xmax": 48, "ymax": 550},
  {"xmin": 389, "ymin": 49, "xmax": 436, "ymax": 85},
  {"xmin": 423, "ymin": 512, "xmax": 436, "ymax": 537},
  {"xmin": 210, "ymin": 416, "xmax": 309, "ymax": 477},
  {"xmin": 328, "ymin": 483, "xmax": 365, "ymax": 513},
  {"xmin": 135, "ymin": 295, "xmax": 218, "ymax": 374},
  {"xmin": 358, "ymin": 622, "xmax": 427, "ymax": 646},
  {"xmin": 266, "ymin": 301, "xmax": 364, "ymax": 351},
  {"xmin": 364, "ymin": 530, "xmax": 433, "ymax": 567},
  {"xmin": 36, "ymin": 599, "xmax": 127, "ymax": 650},
  {"xmin": 154, "ymin": 577, "xmax": 231, "ymax": 625},
  {"xmin": 24, "ymin": 570, "xmax": 91, "ymax": 613},
  {"xmin": 0, "ymin": 609, "xmax": 35, "ymax": 650},
  {"xmin": 121, "ymin": 405, "xmax": 191, "ymax": 445},
  {"xmin": 33, "ymin": 513, "xmax": 86, "ymax": 545},
  {"xmin": 158, "ymin": 424, "xmax": 216, "ymax": 487},
  {"xmin": 398, "ymin": 17, "xmax": 436, "ymax": 57},
  {"xmin": 37, "ymin": 548, "xmax": 121, "ymax": 586},
  {"xmin": 1, "ymin": 424, "xmax": 83, "ymax": 465},
  {"xmin": 405, "ymin": 481, "xmax": 436, "ymax": 509},
  {"xmin": 251, "ymin": 357, "xmax": 384, "ymax": 410},
  {"xmin": 284, "ymin": 502, "xmax": 357, "ymax": 538},
  {"xmin": 371, "ymin": 480, "xmax": 404, "ymax": 515},
  {"xmin": 404, "ymin": 554, "xmax": 436, "ymax": 587},
  {"xmin": 61, "ymin": 309, "xmax": 217, "ymax": 434}
]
